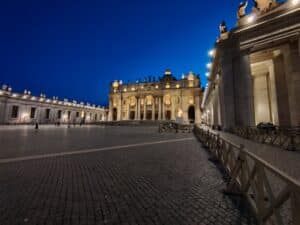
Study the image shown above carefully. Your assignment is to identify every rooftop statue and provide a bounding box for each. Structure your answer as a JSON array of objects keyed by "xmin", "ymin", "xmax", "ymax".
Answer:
[
  {"xmin": 219, "ymin": 21, "xmax": 227, "ymax": 34},
  {"xmin": 237, "ymin": 1, "xmax": 248, "ymax": 19},
  {"xmin": 253, "ymin": 0, "xmax": 278, "ymax": 13}
]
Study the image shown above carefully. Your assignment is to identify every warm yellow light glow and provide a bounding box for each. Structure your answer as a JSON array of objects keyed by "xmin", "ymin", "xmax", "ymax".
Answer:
[
  {"xmin": 112, "ymin": 81, "xmax": 119, "ymax": 88},
  {"xmin": 146, "ymin": 95, "xmax": 153, "ymax": 106},
  {"xmin": 123, "ymin": 88, "xmax": 127, "ymax": 92},
  {"xmin": 22, "ymin": 113, "xmax": 29, "ymax": 119},
  {"xmin": 177, "ymin": 109, "xmax": 183, "ymax": 117},
  {"xmin": 155, "ymin": 85, "xmax": 159, "ymax": 89},
  {"xmin": 292, "ymin": 0, "xmax": 299, "ymax": 5},
  {"xmin": 131, "ymin": 87, "xmax": 136, "ymax": 91},
  {"xmin": 129, "ymin": 96, "xmax": 136, "ymax": 106},
  {"xmin": 165, "ymin": 84, "xmax": 170, "ymax": 89},
  {"xmin": 164, "ymin": 95, "xmax": 171, "ymax": 105},
  {"xmin": 176, "ymin": 84, "xmax": 180, "ymax": 88},
  {"xmin": 0, "ymin": 90, "xmax": 3, "ymax": 95},
  {"xmin": 247, "ymin": 14, "xmax": 255, "ymax": 23},
  {"xmin": 189, "ymin": 96, "xmax": 194, "ymax": 105}
]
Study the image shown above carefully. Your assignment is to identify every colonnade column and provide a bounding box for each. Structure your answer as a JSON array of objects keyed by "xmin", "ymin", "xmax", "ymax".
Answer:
[
  {"xmin": 162, "ymin": 97, "xmax": 165, "ymax": 120},
  {"xmin": 143, "ymin": 101, "xmax": 146, "ymax": 120},
  {"xmin": 152, "ymin": 98, "xmax": 155, "ymax": 120},
  {"xmin": 171, "ymin": 97, "xmax": 175, "ymax": 120},
  {"xmin": 137, "ymin": 97, "xmax": 141, "ymax": 120},
  {"xmin": 158, "ymin": 97, "xmax": 162, "ymax": 120},
  {"xmin": 135, "ymin": 97, "xmax": 138, "ymax": 120},
  {"xmin": 127, "ymin": 102, "xmax": 130, "ymax": 120}
]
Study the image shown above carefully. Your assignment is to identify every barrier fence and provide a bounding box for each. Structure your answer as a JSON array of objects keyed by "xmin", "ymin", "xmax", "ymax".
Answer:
[
  {"xmin": 194, "ymin": 126, "xmax": 300, "ymax": 225},
  {"xmin": 232, "ymin": 126, "xmax": 300, "ymax": 151}
]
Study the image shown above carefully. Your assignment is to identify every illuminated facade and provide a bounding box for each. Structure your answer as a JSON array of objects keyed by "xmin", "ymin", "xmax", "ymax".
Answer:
[
  {"xmin": 108, "ymin": 69, "xmax": 203, "ymax": 123},
  {"xmin": 0, "ymin": 85, "xmax": 108, "ymax": 124},
  {"xmin": 202, "ymin": 0, "xmax": 300, "ymax": 130}
]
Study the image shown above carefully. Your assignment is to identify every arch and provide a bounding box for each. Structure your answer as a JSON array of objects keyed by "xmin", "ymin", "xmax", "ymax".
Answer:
[
  {"xmin": 188, "ymin": 105, "xmax": 195, "ymax": 123},
  {"xmin": 112, "ymin": 108, "xmax": 117, "ymax": 121}
]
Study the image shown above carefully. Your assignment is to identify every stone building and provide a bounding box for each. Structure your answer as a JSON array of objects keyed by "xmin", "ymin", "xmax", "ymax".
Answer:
[
  {"xmin": 202, "ymin": 0, "xmax": 300, "ymax": 130},
  {"xmin": 0, "ymin": 85, "xmax": 108, "ymax": 125},
  {"xmin": 108, "ymin": 69, "xmax": 203, "ymax": 123}
]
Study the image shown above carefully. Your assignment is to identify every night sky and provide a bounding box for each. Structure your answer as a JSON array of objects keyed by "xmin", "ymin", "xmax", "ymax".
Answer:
[{"xmin": 0, "ymin": 0, "xmax": 251, "ymax": 106}]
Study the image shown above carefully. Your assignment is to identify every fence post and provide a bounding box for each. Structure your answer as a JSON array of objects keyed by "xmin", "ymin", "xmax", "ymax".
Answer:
[
  {"xmin": 287, "ymin": 131, "xmax": 296, "ymax": 151},
  {"xmin": 291, "ymin": 190, "xmax": 300, "ymax": 225}
]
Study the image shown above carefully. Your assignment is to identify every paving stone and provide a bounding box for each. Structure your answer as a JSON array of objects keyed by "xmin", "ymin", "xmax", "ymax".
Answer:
[{"xmin": 0, "ymin": 126, "xmax": 256, "ymax": 225}]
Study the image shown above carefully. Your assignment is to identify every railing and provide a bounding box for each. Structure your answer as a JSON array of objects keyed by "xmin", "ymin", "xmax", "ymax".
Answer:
[
  {"xmin": 233, "ymin": 126, "xmax": 300, "ymax": 151},
  {"xmin": 158, "ymin": 122, "xmax": 193, "ymax": 133},
  {"xmin": 194, "ymin": 126, "xmax": 300, "ymax": 225}
]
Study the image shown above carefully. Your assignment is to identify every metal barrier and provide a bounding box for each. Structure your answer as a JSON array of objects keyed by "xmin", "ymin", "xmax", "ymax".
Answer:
[
  {"xmin": 194, "ymin": 126, "xmax": 300, "ymax": 225},
  {"xmin": 158, "ymin": 122, "xmax": 193, "ymax": 133},
  {"xmin": 233, "ymin": 126, "xmax": 300, "ymax": 151}
]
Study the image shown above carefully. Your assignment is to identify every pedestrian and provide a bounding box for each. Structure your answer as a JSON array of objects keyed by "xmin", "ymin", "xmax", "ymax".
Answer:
[{"xmin": 35, "ymin": 122, "xmax": 39, "ymax": 130}]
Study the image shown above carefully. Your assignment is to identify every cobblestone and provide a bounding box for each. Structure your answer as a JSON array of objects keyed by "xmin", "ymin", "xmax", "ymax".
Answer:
[{"xmin": 0, "ymin": 126, "xmax": 256, "ymax": 225}]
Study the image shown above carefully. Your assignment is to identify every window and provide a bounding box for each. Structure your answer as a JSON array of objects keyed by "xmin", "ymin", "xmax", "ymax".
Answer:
[
  {"xmin": 45, "ymin": 109, "xmax": 51, "ymax": 119},
  {"xmin": 11, "ymin": 105, "xmax": 19, "ymax": 118},
  {"xmin": 30, "ymin": 108, "xmax": 36, "ymax": 119},
  {"xmin": 68, "ymin": 111, "xmax": 71, "ymax": 120},
  {"xmin": 57, "ymin": 110, "xmax": 62, "ymax": 119},
  {"xmin": 76, "ymin": 112, "xmax": 79, "ymax": 118},
  {"xmin": 95, "ymin": 114, "xmax": 98, "ymax": 120}
]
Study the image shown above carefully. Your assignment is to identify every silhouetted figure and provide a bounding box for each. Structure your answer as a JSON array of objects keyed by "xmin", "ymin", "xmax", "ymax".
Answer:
[{"xmin": 35, "ymin": 122, "xmax": 39, "ymax": 130}]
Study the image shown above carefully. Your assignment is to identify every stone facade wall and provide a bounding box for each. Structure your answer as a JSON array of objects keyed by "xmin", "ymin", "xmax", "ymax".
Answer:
[
  {"xmin": 0, "ymin": 88, "xmax": 108, "ymax": 125},
  {"xmin": 202, "ymin": 2, "xmax": 300, "ymax": 130}
]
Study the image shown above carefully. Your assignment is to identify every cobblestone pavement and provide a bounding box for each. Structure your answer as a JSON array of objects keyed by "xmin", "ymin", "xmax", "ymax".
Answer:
[
  {"xmin": 207, "ymin": 128, "xmax": 300, "ymax": 181},
  {"xmin": 0, "ymin": 126, "xmax": 256, "ymax": 225}
]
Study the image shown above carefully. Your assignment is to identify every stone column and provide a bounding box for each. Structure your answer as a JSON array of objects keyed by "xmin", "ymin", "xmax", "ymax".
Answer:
[
  {"xmin": 162, "ymin": 97, "xmax": 165, "ymax": 120},
  {"xmin": 171, "ymin": 97, "xmax": 175, "ymax": 120},
  {"xmin": 143, "ymin": 101, "xmax": 146, "ymax": 120},
  {"xmin": 135, "ymin": 97, "xmax": 138, "ymax": 120},
  {"xmin": 137, "ymin": 97, "xmax": 141, "ymax": 120},
  {"xmin": 152, "ymin": 98, "xmax": 155, "ymax": 120},
  {"xmin": 281, "ymin": 43, "xmax": 300, "ymax": 126},
  {"xmin": 158, "ymin": 97, "xmax": 162, "ymax": 120},
  {"xmin": 233, "ymin": 53, "xmax": 255, "ymax": 127},
  {"xmin": 127, "ymin": 101, "xmax": 130, "ymax": 120},
  {"xmin": 195, "ymin": 94, "xmax": 201, "ymax": 124}
]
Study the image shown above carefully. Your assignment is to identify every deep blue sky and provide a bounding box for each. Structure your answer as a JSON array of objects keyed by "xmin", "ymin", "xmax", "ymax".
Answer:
[{"xmin": 0, "ymin": 0, "xmax": 245, "ymax": 106}]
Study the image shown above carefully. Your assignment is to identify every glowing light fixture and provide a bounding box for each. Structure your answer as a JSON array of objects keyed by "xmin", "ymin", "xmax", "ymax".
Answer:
[
  {"xmin": 176, "ymin": 84, "xmax": 180, "ymax": 88},
  {"xmin": 292, "ymin": 0, "xmax": 299, "ymax": 5},
  {"xmin": 247, "ymin": 14, "xmax": 255, "ymax": 23},
  {"xmin": 205, "ymin": 72, "xmax": 210, "ymax": 77},
  {"xmin": 206, "ymin": 63, "xmax": 212, "ymax": 69},
  {"xmin": 208, "ymin": 49, "xmax": 215, "ymax": 57}
]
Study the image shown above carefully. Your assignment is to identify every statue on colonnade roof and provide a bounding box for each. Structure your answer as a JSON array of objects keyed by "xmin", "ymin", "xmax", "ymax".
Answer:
[{"xmin": 237, "ymin": 1, "xmax": 248, "ymax": 19}]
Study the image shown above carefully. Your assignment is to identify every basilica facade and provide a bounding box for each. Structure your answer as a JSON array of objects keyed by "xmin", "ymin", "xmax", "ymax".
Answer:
[
  {"xmin": 108, "ymin": 69, "xmax": 203, "ymax": 123},
  {"xmin": 202, "ymin": 0, "xmax": 300, "ymax": 130}
]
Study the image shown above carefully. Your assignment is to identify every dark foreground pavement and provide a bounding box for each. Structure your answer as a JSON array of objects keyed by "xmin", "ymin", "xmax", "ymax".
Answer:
[{"xmin": 0, "ymin": 126, "xmax": 256, "ymax": 225}]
